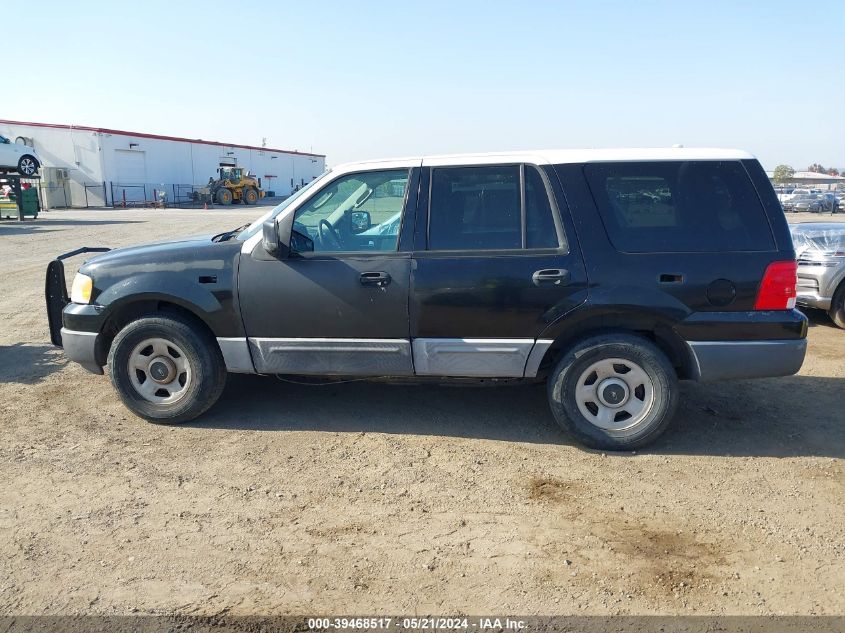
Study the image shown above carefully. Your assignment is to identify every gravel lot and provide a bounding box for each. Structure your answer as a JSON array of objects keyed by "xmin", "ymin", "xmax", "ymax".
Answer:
[{"xmin": 0, "ymin": 208, "xmax": 843, "ymax": 616}]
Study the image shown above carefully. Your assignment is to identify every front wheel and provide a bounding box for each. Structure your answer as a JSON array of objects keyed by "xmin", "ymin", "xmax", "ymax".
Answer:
[
  {"xmin": 829, "ymin": 283, "xmax": 845, "ymax": 329},
  {"xmin": 107, "ymin": 314, "xmax": 227, "ymax": 423},
  {"xmin": 243, "ymin": 187, "xmax": 258, "ymax": 205},
  {"xmin": 547, "ymin": 333, "xmax": 679, "ymax": 450},
  {"xmin": 215, "ymin": 188, "xmax": 233, "ymax": 205}
]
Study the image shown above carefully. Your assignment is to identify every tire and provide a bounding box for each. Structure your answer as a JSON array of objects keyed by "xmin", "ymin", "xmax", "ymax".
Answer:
[
  {"xmin": 829, "ymin": 283, "xmax": 845, "ymax": 329},
  {"xmin": 547, "ymin": 333, "xmax": 679, "ymax": 450},
  {"xmin": 215, "ymin": 188, "xmax": 233, "ymax": 205},
  {"xmin": 243, "ymin": 187, "xmax": 258, "ymax": 205},
  {"xmin": 17, "ymin": 155, "xmax": 38, "ymax": 176},
  {"xmin": 107, "ymin": 314, "xmax": 227, "ymax": 424}
]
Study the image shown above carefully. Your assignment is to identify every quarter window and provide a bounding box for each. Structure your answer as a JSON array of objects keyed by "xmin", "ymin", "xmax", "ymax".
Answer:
[
  {"xmin": 428, "ymin": 164, "xmax": 561, "ymax": 251},
  {"xmin": 585, "ymin": 161, "xmax": 775, "ymax": 253},
  {"xmin": 292, "ymin": 169, "xmax": 408, "ymax": 253},
  {"xmin": 525, "ymin": 165, "xmax": 559, "ymax": 249}
]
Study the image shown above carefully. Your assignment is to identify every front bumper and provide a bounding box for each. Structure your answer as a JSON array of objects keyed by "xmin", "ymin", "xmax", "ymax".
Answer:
[
  {"xmin": 61, "ymin": 327, "xmax": 103, "ymax": 375},
  {"xmin": 796, "ymin": 264, "xmax": 843, "ymax": 311},
  {"xmin": 796, "ymin": 293, "xmax": 832, "ymax": 311},
  {"xmin": 686, "ymin": 339, "xmax": 807, "ymax": 382}
]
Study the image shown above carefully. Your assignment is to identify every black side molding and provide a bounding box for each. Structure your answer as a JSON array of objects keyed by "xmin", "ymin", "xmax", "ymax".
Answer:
[{"xmin": 45, "ymin": 247, "xmax": 111, "ymax": 347}]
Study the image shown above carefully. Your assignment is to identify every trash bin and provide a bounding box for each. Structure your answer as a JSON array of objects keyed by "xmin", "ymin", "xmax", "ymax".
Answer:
[{"xmin": 20, "ymin": 188, "xmax": 39, "ymax": 218}]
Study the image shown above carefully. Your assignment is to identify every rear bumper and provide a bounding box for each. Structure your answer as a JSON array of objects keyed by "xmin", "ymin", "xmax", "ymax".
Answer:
[
  {"xmin": 61, "ymin": 327, "xmax": 103, "ymax": 375},
  {"xmin": 675, "ymin": 309, "xmax": 807, "ymax": 341},
  {"xmin": 686, "ymin": 339, "xmax": 806, "ymax": 382}
]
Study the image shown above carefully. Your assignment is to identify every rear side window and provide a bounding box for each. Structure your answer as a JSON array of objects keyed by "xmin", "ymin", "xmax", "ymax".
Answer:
[
  {"xmin": 428, "ymin": 164, "xmax": 562, "ymax": 251},
  {"xmin": 429, "ymin": 165, "xmax": 521, "ymax": 250},
  {"xmin": 584, "ymin": 161, "xmax": 775, "ymax": 253}
]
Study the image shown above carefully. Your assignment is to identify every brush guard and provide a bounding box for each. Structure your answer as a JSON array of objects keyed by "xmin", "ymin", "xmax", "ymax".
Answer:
[{"xmin": 45, "ymin": 247, "xmax": 111, "ymax": 347}]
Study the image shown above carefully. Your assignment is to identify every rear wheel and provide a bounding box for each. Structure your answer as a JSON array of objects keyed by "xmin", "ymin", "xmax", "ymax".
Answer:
[
  {"xmin": 17, "ymin": 155, "xmax": 38, "ymax": 176},
  {"xmin": 243, "ymin": 187, "xmax": 259, "ymax": 205},
  {"xmin": 215, "ymin": 188, "xmax": 233, "ymax": 205},
  {"xmin": 547, "ymin": 333, "xmax": 678, "ymax": 450},
  {"xmin": 107, "ymin": 314, "xmax": 226, "ymax": 424},
  {"xmin": 829, "ymin": 283, "xmax": 845, "ymax": 329}
]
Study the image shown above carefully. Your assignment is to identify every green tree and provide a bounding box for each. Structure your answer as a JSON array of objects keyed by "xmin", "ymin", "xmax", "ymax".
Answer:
[
  {"xmin": 772, "ymin": 164, "xmax": 795, "ymax": 184},
  {"xmin": 808, "ymin": 163, "xmax": 825, "ymax": 173}
]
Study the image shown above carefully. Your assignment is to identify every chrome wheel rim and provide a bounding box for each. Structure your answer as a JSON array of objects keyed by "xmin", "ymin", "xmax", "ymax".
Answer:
[
  {"xmin": 20, "ymin": 158, "xmax": 36, "ymax": 175},
  {"xmin": 575, "ymin": 357, "xmax": 655, "ymax": 431},
  {"xmin": 127, "ymin": 338, "xmax": 191, "ymax": 404}
]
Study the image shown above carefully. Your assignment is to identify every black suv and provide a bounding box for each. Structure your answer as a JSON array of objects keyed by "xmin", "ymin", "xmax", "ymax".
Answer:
[{"xmin": 46, "ymin": 149, "xmax": 807, "ymax": 450}]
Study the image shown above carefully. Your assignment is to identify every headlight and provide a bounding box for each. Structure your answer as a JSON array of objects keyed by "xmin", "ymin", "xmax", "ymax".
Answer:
[{"xmin": 70, "ymin": 273, "xmax": 93, "ymax": 304}]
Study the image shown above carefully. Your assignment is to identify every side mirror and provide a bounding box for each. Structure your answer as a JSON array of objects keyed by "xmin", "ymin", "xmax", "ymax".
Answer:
[
  {"xmin": 350, "ymin": 210, "xmax": 372, "ymax": 234},
  {"xmin": 263, "ymin": 212, "xmax": 295, "ymax": 258},
  {"xmin": 262, "ymin": 220, "xmax": 280, "ymax": 256}
]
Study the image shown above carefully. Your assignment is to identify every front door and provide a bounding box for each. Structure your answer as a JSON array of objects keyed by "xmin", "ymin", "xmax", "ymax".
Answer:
[
  {"xmin": 410, "ymin": 161, "xmax": 588, "ymax": 377},
  {"xmin": 239, "ymin": 166, "xmax": 419, "ymax": 375}
]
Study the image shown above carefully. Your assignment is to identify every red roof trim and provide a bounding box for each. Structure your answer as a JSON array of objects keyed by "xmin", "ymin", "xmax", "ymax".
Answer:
[{"xmin": 0, "ymin": 119, "xmax": 326, "ymax": 158}]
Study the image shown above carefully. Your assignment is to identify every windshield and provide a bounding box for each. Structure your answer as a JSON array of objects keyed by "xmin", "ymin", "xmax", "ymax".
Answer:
[{"xmin": 236, "ymin": 170, "xmax": 331, "ymax": 240}]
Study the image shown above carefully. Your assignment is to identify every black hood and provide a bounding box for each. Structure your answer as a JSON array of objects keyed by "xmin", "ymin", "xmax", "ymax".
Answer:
[{"xmin": 78, "ymin": 233, "xmax": 242, "ymax": 277}]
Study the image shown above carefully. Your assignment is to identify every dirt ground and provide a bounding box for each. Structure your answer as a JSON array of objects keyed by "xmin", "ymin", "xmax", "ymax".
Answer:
[{"xmin": 0, "ymin": 208, "xmax": 843, "ymax": 617}]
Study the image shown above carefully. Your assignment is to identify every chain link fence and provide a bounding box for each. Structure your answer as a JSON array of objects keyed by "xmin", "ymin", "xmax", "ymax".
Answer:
[
  {"xmin": 28, "ymin": 180, "xmax": 281, "ymax": 209},
  {"xmin": 82, "ymin": 182, "xmax": 109, "ymax": 208},
  {"xmin": 108, "ymin": 182, "xmax": 212, "ymax": 209}
]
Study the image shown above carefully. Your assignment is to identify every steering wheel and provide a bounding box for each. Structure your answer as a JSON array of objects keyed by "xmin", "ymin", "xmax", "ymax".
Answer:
[{"xmin": 318, "ymin": 219, "xmax": 343, "ymax": 250}]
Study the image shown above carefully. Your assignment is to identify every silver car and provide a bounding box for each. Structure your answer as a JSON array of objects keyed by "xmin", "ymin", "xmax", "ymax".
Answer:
[
  {"xmin": 0, "ymin": 134, "xmax": 41, "ymax": 176},
  {"xmin": 790, "ymin": 222, "xmax": 845, "ymax": 328},
  {"xmin": 783, "ymin": 193, "xmax": 819, "ymax": 213}
]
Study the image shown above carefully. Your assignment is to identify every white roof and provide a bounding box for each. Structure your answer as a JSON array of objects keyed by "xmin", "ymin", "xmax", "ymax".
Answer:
[
  {"xmin": 333, "ymin": 147, "xmax": 755, "ymax": 170},
  {"xmin": 790, "ymin": 171, "xmax": 845, "ymax": 181}
]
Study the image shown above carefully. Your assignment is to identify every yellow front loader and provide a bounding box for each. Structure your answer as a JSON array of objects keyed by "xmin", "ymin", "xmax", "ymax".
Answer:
[{"xmin": 208, "ymin": 166, "xmax": 265, "ymax": 205}]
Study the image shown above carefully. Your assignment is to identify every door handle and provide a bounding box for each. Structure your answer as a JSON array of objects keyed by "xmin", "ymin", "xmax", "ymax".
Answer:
[
  {"xmin": 360, "ymin": 271, "xmax": 391, "ymax": 286},
  {"xmin": 532, "ymin": 268, "xmax": 570, "ymax": 286}
]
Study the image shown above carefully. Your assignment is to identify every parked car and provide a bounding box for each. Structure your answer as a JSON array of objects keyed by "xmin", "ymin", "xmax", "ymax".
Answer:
[
  {"xmin": 816, "ymin": 193, "xmax": 840, "ymax": 213},
  {"xmin": 0, "ymin": 134, "xmax": 41, "ymax": 176},
  {"xmin": 46, "ymin": 148, "xmax": 807, "ymax": 450},
  {"xmin": 790, "ymin": 222, "xmax": 845, "ymax": 328},
  {"xmin": 783, "ymin": 193, "xmax": 820, "ymax": 213},
  {"xmin": 774, "ymin": 187, "xmax": 793, "ymax": 202},
  {"xmin": 790, "ymin": 193, "xmax": 840, "ymax": 214},
  {"xmin": 780, "ymin": 188, "xmax": 811, "ymax": 205}
]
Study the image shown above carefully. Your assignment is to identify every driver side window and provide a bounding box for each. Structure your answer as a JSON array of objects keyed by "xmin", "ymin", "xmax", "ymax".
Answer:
[{"xmin": 291, "ymin": 169, "xmax": 409, "ymax": 253}]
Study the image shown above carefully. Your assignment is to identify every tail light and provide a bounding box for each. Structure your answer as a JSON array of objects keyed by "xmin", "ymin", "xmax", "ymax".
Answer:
[{"xmin": 754, "ymin": 261, "xmax": 797, "ymax": 310}]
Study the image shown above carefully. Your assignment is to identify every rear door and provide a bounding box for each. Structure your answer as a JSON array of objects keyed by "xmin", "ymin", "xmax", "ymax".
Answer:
[{"xmin": 410, "ymin": 160, "xmax": 588, "ymax": 377}]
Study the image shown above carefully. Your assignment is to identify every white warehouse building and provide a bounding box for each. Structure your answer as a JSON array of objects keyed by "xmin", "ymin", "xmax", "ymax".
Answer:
[{"xmin": 0, "ymin": 119, "xmax": 326, "ymax": 209}]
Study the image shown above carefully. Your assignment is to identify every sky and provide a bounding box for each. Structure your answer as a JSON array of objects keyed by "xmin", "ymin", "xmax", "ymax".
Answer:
[{"xmin": 5, "ymin": 0, "xmax": 843, "ymax": 170}]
